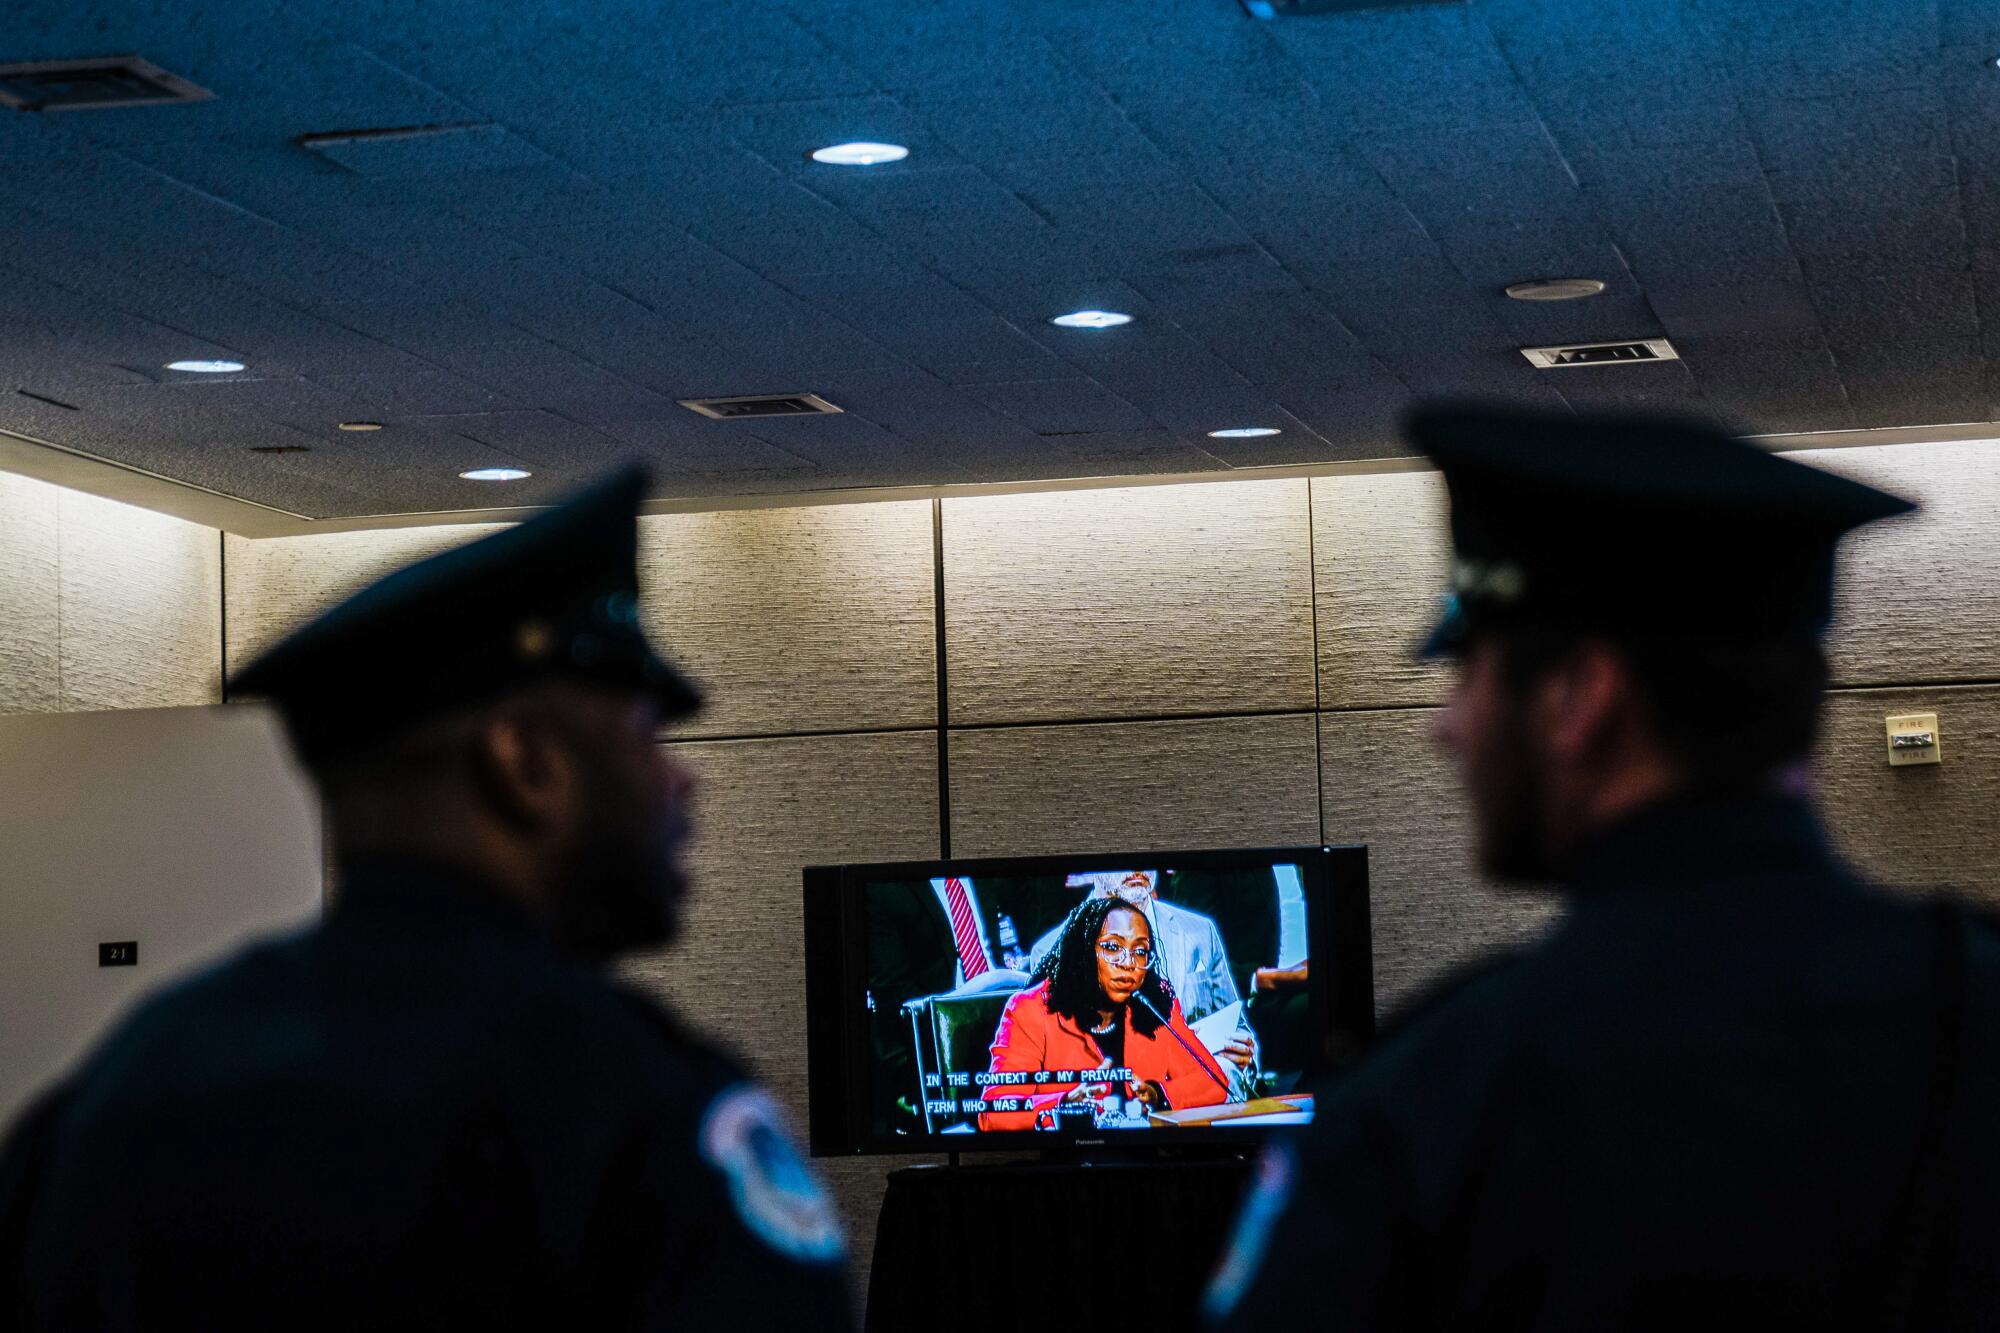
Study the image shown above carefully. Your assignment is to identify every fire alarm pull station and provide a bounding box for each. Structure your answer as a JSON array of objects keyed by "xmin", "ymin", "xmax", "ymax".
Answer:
[{"xmin": 1885, "ymin": 713, "xmax": 1941, "ymax": 767}]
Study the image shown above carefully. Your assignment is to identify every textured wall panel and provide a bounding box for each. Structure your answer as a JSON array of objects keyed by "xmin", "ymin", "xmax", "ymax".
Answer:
[
  {"xmin": 1318, "ymin": 709, "xmax": 1558, "ymax": 1012},
  {"xmin": 224, "ymin": 525, "xmax": 503, "ymax": 673},
  {"xmin": 624, "ymin": 730, "xmax": 940, "ymax": 1299},
  {"xmin": 948, "ymin": 713, "xmax": 1320, "ymax": 858},
  {"xmin": 637, "ymin": 502, "xmax": 936, "ymax": 738},
  {"xmin": 942, "ymin": 479, "xmax": 1315, "ymax": 724},
  {"xmin": 1804, "ymin": 440, "xmax": 2000, "ymax": 687},
  {"xmin": 1311, "ymin": 439, "xmax": 2000, "ymax": 706},
  {"xmin": 1312, "ymin": 470, "xmax": 1453, "ymax": 710},
  {"xmin": 1817, "ymin": 684, "xmax": 2000, "ymax": 905},
  {"xmin": 56, "ymin": 489, "xmax": 222, "ymax": 710},
  {"xmin": 0, "ymin": 472, "xmax": 60, "ymax": 714}
]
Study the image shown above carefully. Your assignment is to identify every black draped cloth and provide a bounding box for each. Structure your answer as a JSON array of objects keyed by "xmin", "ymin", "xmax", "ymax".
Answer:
[{"xmin": 867, "ymin": 1157, "xmax": 1251, "ymax": 1332}]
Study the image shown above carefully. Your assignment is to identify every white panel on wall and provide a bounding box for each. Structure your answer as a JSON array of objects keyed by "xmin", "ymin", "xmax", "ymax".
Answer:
[
  {"xmin": 0, "ymin": 471, "xmax": 60, "ymax": 713},
  {"xmin": 1318, "ymin": 708, "xmax": 1558, "ymax": 1012},
  {"xmin": 1804, "ymin": 440, "xmax": 2000, "ymax": 687},
  {"xmin": 57, "ymin": 488, "xmax": 222, "ymax": 710},
  {"xmin": 638, "ymin": 501, "xmax": 936, "ymax": 738},
  {"xmin": 1312, "ymin": 470, "xmax": 1453, "ymax": 710},
  {"xmin": 948, "ymin": 713, "xmax": 1321, "ymax": 858},
  {"xmin": 626, "ymin": 730, "xmax": 941, "ymax": 1300},
  {"xmin": 224, "ymin": 525, "xmax": 503, "ymax": 672},
  {"xmin": 0, "ymin": 705, "xmax": 322, "ymax": 1122},
  {"xmin": 942, "ymin": 479, "xmax": 1315, "ymax": 725}
]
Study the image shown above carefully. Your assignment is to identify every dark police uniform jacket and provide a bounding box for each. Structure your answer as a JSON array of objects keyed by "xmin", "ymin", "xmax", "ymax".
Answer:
[
  {"xmin": 0, "ymin": 862, "xmax": 854, "ymax": 1332},
  {"xmin": 1212, "ymin": 795, "xmax": 2000, "ymax": 1330}
]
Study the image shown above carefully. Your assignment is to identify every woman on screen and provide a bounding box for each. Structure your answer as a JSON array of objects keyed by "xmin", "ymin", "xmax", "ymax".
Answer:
[{"xmin": 978, "ymin": 896, "xmax": 1232, "ymax": 1131}]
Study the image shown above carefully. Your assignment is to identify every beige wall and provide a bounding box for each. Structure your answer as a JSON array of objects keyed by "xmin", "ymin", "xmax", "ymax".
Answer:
[
  {"xmin": 38, "ymin": 436, "xmax": 2000, "ymax": 1283},
  {"xmin": 0, "ymin": 706, "xmax": 323, "ymax": 1123},
  {"xmin": 222, "ymin": 523, "xmax": 503, "ymax": 672},
  {"xmin": 218, "ymin": 440, "xmax": 2000, "ymax": 1287},
  {"xmin": 0, "ymin": 471, "xmax": 223, "ymax": 714}
]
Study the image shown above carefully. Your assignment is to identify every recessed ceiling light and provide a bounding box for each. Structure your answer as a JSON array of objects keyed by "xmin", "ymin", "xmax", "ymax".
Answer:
[
  {"xmin": 1207, "ymin": 426, "xmax": 1282, "ymax": 439},
  {"xmin": 459, "ymin": 467, "xmax": 531, "ymax": 482},
  {"xmin": 164, "ymin": 359, "xmax": 245, "ymax": 373},
  {"xmin": 337, "ymin": 421, "xmax": 383, "ymax": 432},
  {"xmin": 1051, "ymin": 310, "xmax": 1133, "ymax": 329},
  {"xmin": 810, "ymin": 141, "xmax": 908, "ymax": 166},
  {"xmin": 1504, "ymin": 278, "xmax": 1606, "ymax": 302}
]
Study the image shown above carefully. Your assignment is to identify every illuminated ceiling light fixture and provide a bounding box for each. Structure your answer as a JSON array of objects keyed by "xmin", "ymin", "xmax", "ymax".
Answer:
[
  {"xmin": 1050, "ymin": 309, "xmax": 1132, "ymax": 329},
  {"xmin": 164, "ymin": 359, "xmax": 245, "ymax": 373},
  {"xmin": 1241, "ymin": 0, "xmax": 1471, "ymax": 15},
  {"xmin": 1207, "ymin": 426, "xmax": 1282, "ymax": 438},
  {"xmin": 809, "ymin": 141, "xmax": 908, "ymax": 166},
  {"xmin": 337, "ymin": 421, "xmax": 383, "ymax": 432},
  {"xmin": 459, "ymin": 467, "xmax": 531, "ymax": 481}
]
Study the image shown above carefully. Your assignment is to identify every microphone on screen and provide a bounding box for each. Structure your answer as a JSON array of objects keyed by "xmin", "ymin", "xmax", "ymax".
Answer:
[{"xmin": 1134, "ymin": 991, "xmax": 1233, "ymax": 1096}]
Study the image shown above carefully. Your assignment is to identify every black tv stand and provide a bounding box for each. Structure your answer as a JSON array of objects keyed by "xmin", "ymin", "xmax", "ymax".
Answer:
[
  {"xmin": 1036, "ymin": 1142, "xmax": 1250, "ymax": 1167},
  {"xmin": 933, "ymin": 1142, "xmax": 1250, "ymax": 1169},
  {"xmin": 866, "ymin": 1154, "xmax": 1256, "ymax": 1331}
]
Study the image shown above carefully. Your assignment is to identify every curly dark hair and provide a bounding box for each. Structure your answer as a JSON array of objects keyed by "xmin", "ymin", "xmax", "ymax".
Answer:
[{"xmin": 1031, "ymin": 895, "xmax": 1176, "ymax": 1038}]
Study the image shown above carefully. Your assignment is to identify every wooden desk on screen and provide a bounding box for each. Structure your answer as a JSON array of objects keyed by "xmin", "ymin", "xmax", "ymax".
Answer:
[{"xmin": 1148, "ymin": 1093, "xmax": 1315, "ymax": 1127}]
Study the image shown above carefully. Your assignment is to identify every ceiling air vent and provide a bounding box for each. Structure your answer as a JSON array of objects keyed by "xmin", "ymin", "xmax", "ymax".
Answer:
[
  {"xmin": 0, "ymin": 56, "xmax": 213, "ymax": 112},
  {"xmin": 1521, "ymin": 339, "xmax": 1679, "ymax": 369},
  {"xmin": 679, "ymin": 393, "xmax": 843, "ymax": 420}
]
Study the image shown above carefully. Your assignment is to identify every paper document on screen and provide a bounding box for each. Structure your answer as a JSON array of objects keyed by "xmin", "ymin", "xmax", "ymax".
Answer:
[
  {"xmin": 1273, "ymin": 866, "xmax": 1308, "ymax": 968},
  {"xmin": 1191, "ymin": 1000, "xmax": 1245, "ymax": 1052}
]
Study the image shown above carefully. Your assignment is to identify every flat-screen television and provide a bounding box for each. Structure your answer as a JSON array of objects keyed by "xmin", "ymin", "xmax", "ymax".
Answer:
[{"xmin": 804, "ymin": 845, "xmax": 1371, "ymax": 1155}]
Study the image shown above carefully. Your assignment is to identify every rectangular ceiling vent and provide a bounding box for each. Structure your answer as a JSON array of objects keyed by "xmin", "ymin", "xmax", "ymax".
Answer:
[
  {"xmin": 1521, "ymin": 339, "xmax": 1680, "ymax": 369},
  {"xmin": 0, "ymin": 56, "xmax": 213, "ymax": 112},
  {"xmin": 679, "ymin": 393, "xmax": 843, "ymax": 420}
]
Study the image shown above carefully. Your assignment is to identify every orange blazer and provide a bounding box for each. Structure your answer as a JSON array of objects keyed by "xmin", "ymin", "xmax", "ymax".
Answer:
[{"xmin": 977, "ymin": 980, "xmax": 1231, "ymax": 1131}]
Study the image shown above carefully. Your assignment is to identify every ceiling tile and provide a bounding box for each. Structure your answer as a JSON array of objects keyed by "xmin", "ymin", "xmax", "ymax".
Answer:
[{"xmin": 1, "ymin": 0, "xmax": 1992, "ymax": 514}]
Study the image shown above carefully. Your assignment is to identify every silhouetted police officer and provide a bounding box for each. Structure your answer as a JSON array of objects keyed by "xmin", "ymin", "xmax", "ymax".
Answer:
[
  {"xmin": 0, "ymin": 469, "xmax": 855, "ymax": 1330},
  {"xmin": 1209, "ymin": 407, "xmax": 2000, "ymax": 1330}
]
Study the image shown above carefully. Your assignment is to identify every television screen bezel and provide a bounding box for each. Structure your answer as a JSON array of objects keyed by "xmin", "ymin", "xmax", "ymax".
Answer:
[{"xmin": 803, "ymin": 843, "xmax": 1372, "ymax": 1157}]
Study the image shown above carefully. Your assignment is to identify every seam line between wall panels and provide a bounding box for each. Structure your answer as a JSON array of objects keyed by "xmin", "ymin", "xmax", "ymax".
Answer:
[
  {"xmin": 932, "ymin": 498, "xmax": 952, "ymax": 860},
  {"xmin": 1828, "ymin": 677, "xmax": 2000, "ymax": 694},
  {"xmin": 1318, "ymin": 700, "xmax": 1442, "ymax": 717},
  {"xmin": 53, "ymin": 490, "xmax": 65, "ymax": 706},
  {"xmin": 218, "ymin": 531, "xmax": 230, "ymax": 703},
  {"xmin": 661, "ymin": 722, "xmax": 941, "ymax": 746},
  {"xmin": 659, "ymin": 675, "xmax": 2000, "ymax": 748},
  {"xmin": 1313, "ymin": 679, "xmax": 2000, "ymax": 725},
  {"xmin": 948, "ymin": 705, "xmax": 1317, "ymax": 732},
  {"xmin": 1305, "ymin": 479, "xmax": 1323, "ymax": 714},
  {"xmin": 1306, "ymin": 480, "xmax": 1325, "ymax": 841}
]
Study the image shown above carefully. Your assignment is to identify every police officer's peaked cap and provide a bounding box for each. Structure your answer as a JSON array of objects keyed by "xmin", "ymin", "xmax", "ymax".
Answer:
[
  {"xmin": 1407, "ymin": 404, "xmax": 1917, "ymax": 658},
  {"xmin": 232, "ymin": 466, "xmax": 701, "ymax": 763}
]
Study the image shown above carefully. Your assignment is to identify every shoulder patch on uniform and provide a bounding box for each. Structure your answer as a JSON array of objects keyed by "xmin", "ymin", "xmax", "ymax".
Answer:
[
  {"xmin": 699, "ymin": 1084, "xmax": 845, "ymax": 1265},
  {"xmin": 1203, "ymin": 1143, "xmax": 1296, "ymax": 1321}
]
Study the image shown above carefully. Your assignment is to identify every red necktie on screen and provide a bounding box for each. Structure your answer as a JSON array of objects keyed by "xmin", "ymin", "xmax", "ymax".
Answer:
[{"xmin": 942, "ymin": 877, "xmax": 991, "ymax": 981}]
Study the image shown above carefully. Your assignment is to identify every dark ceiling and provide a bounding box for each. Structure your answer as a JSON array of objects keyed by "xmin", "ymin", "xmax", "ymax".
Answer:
[{"xmin": 2, "ymin": 0, "xmax": 1997, "ymax": 519}]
